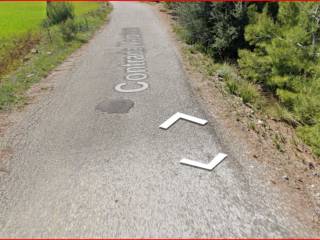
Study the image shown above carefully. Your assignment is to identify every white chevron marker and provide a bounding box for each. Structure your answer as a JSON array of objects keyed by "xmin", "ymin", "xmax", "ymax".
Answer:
[
  {"xmin": 159, "ymin": 112, "xmax": 208, "ymax": 130},
  {"xmin": 180, "ymin": 153, "xmax": 227, "ymax": 171}
]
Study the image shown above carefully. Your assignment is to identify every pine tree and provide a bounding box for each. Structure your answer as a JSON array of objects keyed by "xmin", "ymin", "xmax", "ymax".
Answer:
[{"xmin": 238, "ymin": 3, "xmax": 320, "ymax": 154}]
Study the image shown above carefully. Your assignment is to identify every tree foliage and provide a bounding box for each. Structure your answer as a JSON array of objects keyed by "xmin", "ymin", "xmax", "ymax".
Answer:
[
  {"xmin": 239, "ymin": 3, "xmax": 320, "ymax": 151},
  {"xmin": 167, "ymin": 2, "xmax": 320, "ymax": 155},
  {"xmin": 172, "ymin": 2, "xmax": 249, "ymax": 59}
]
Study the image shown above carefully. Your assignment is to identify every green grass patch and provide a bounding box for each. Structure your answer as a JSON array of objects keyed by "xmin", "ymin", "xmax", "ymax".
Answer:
[
  {"xmin": 0, "ymin": 2, "xmax": 101, "ymax": 39},
  {"xmin": 74, "ymin": 2, "xmax": 101, "ymax": 16},
  {"xmin": 0, "ymin": 2, "xmax": 46, "ymax": 39},
  {"xmin": 214, "ymin": 63, "xmax": 262, "ymax": 107},
  {"xmin": 297, "ymin": 125, "xmax": 320, "ymax": 156},
  {"xmin": 0, "ymin": 3, "xmax": 111, "ymax": 110},
  {"xmin": 0, "ymin": 2, "xmax": 102, "ymax": 77}
]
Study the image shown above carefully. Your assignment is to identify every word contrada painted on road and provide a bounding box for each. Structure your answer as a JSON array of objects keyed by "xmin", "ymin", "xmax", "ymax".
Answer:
[
  {"xmin": 160, "ymin": 112, "xmax": 227, "ymax": 171},
  {"xmin": 115, "ymin": 28, "xmax": 149, "ymax": 93}
]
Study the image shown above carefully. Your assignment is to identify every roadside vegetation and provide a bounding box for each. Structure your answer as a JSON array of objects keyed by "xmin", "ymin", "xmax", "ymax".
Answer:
[
  {"xmin": 0, "ymin": 2, "xmax": 111, "ymax": 109},
  {"xmin": 164, "ymin": 2, "xmax": 320, "ymax": 157}
]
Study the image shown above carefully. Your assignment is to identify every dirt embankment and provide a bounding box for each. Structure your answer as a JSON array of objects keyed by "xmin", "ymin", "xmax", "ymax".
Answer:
[{"xmin": 0, "ymin": 33, "xmax": 40, "ymax": 78}]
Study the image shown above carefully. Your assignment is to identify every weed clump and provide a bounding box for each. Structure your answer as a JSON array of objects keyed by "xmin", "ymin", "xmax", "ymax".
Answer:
[{"xmin": 46, "ymin": 2, "xmax": 74, "ymax": 25}]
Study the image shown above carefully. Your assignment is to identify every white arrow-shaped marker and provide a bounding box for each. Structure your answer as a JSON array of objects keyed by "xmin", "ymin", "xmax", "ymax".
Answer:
[
  {"xmin": 180, "ymin": 153, "xmax": 227, "ymax": 171},
  {"xmin": 159, "ymin": 112, "xmax": 208, "ymax": 130}
]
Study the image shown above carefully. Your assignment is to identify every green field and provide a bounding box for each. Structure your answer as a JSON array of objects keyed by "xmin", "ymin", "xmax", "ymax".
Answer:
[
  {"xmin": 0, "ymin": 1, "xmax": 108, "ymax": 87},
  {"xmin": 0, "ymin": 2, "xmax": 101, "ymax": 39},
  {"xmin": 0, "ymin": 2, "xmax": 111, "ymax": 110}
]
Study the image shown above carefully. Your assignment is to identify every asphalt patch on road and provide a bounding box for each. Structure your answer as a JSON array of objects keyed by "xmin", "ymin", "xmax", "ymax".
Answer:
[{"xmin": 95, "ymin": 99, "xmax": 134, "ymax": 114}]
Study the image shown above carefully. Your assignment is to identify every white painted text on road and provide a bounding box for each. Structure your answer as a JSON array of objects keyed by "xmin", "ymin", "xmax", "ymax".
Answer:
[{"xmin": 115, "ymin": 28, "xmax": 149, "ymax": 93}]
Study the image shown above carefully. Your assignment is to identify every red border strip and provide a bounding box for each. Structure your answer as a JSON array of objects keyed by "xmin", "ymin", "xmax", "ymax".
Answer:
[{"xmin": 0, "ymin": 0, "xmax": 320, "ymax": 2}]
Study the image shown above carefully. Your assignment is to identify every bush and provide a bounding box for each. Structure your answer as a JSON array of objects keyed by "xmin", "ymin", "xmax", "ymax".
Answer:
[
  {"xmin": 46, "ymin": 2, "xmax": 74, "ymax": 25},
  {"xmin": 218, "ymin": 64, "xmax": 260, "ymax": 104},
  {"xmin": 238, "ymin": 82, "xmax": 260, "ymax": 104},
  {"xmin": 77, "ymin": 18, "xmax": 89, "ymax": 32},
  {"xmin": 169, "ymin": 2, "xmax": 253, "ymax": 60},
  {"xmin": 226, "ymin": 79, "xmax": 239, "ymax": 95},
  {"xmin": 60, "ymin": 18, "xmax": 78, "ymax": 41},
  {"xmin": 216, "ymin": 64, "xmax": 239, "ymax": 81},
  {"xmin": 266, "ymin": 103, "xmax": 297, "ymax": 125}
]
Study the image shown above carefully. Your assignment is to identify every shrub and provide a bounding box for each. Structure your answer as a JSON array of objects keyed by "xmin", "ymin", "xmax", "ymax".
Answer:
[
  {"xmin": 169, "ymin": 2, "xmax": 257, "ymax": 60},
  {"xmin": 216, "ymin": 64, "xmax": 239, "ymax": 81},
  {"xmin": 60, "ymin": 18, "xmax": 78, "ymax": 41},
  {"xmin": 266, "ymin": 103, "xmax": 297, "ymax": 125},
  {"xmin": 226, "ymin": 79, "xmax": 239, "ymax": 95},
  {"xmin": 77, "ymin": 18, "xmax": 89, "ymax": 32},
  {"xmin": 46, "ymin": 2, "xmax": 74, "ymax": 25},
  {"xmin": 175, "ymin": 3, "xmax": 211, "ymax": 46},
  {"xmin": 238, "ymin": 81, "xmax": 260, "ymax": 104}
]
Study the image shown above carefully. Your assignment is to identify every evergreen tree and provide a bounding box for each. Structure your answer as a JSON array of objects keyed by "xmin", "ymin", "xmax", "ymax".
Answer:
[
  {"xmin": 238, "ymin": 3, "xmax": 320, "ymax": 154},
  {"xmin": 174, "ymin": 2, "xmax": 249, "ymax": 59}
]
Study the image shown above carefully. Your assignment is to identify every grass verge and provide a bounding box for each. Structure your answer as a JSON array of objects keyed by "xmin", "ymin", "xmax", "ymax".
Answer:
[
  {"xmin": 0, "ymin": 2, "xmax": 104, "ymax": 78},
  {"xmin": 0, "ymin": 3, "xmax": 111, "ymax": 111}
]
